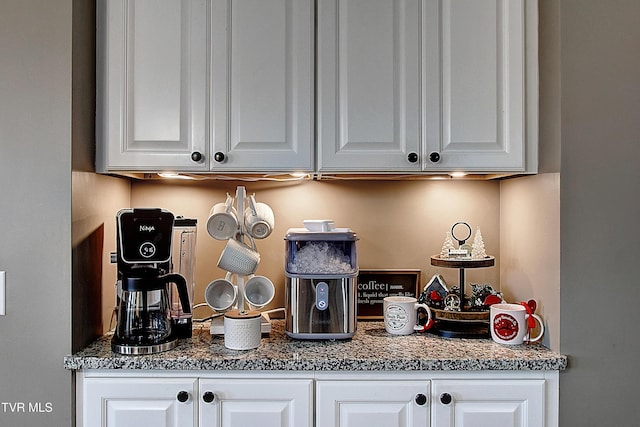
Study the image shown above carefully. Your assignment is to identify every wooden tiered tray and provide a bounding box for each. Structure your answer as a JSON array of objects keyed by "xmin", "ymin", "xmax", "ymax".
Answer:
[
  {"xmin": 431, "ymin": 307, "xmax": 489, "ymax": 323},
  {"xmin": 430, "ymin": 255, "xmax": 495, "ymax": 269},
  {"xmin": 429, "ymin": 255, "xmax": 496, "ymax": 337}
]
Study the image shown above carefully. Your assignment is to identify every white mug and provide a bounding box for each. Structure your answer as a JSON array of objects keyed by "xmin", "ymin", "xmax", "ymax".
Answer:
[
  {"xmin": 207, "ymin": 196, "xmax": 238, "ymax": 240},
  {"xmin": 217, "ymin": 236, "xmax": 260, "ymax": 276},
  {"xmin": 490, "ymin": 303, "xmax": 544, "ymax": 345},
  {"xmin": 244, "ymin": 275, "xmax": 275, "ymax": 308},
  {"xmin": 244, "ymin": 197, "xmax": 275, "ymax": 239},
  {"xmin": 383, "ymin": 296, "xmax": 433, "ymax": 335},
  {"xmin": 204, "ymin": 272, "xmax": 237, "ymax": 312}
]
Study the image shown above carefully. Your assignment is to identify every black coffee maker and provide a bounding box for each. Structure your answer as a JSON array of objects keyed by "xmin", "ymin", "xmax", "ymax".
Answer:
[{"xmin": 112, "ymin": 208, "xmax": 191, "ymax": 355}]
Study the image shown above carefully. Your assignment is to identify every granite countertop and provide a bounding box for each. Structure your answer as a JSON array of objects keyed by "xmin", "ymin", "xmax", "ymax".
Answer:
[{"xmin": 64, "ymin": 320, "xmax": 567, "ymax": 371}]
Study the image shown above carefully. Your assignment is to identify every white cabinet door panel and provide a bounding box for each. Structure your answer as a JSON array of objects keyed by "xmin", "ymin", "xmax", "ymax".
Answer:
[
  {"xmin": 198, "ymin": 378, "xmax": 313, "ymax": 427},
  {"xmin": 424, "ymin": 0, "xmax": 534, "ymax": 172},
  {"xmin": 96, "ymin": 0, "xmax": 209, "ymax": 172},
  {"xmin": 317, "ymin": 0, "xmax": 421, "ymax": 172},
  {"xmin": 316, "ymin": 380, "xmax": 429, "ymax": 427},
  {"xmin": 432, "ymin": 379, "xmax": 545, "ymax": 427},
  {"xmin": 211, "ymin": 0, "xmax": 314, "ymax": 171},
  {"xmin": 82, "ymin": 377, "xmax": 197, "ymax": 427}
]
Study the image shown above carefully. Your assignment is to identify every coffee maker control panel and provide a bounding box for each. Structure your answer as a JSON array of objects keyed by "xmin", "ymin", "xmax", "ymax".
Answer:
[
  {"xmin": 117, "ymin": 209, "xmax": 174, "ymax": 266},
  {"xmin": 140, "ymin": 241, "xmax": 157, "ymax": 258}
]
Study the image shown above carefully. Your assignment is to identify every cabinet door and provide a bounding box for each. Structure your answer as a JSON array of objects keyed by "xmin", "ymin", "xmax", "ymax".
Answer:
[
  {"xmin": 210, "ymin": 0, "xmax": 314, "ymax": 172},
  {"xmin": 316, "ymin": 380, "xmax": 429, "ymax": 427},
  {"xmin": 82, "ymin": 377, "xmax": 197, "ymax": 427},
  {"xmin": 317, "ymin": 0, "xmax": 422, "ymax": 172},
  {"xmin": 423, "ymin": 0, "xmax": 536, "ymax": 172},
  {"xmin": 96, "ymin": 0, "xmax": 210, "ymax": 172},
  {"xmin": 198, "ymin": 379, "xmax": 313, "ymax": 427},
  {"xmin": 432, "ymin": 379, "xmax": 545, "ymax": 427}
]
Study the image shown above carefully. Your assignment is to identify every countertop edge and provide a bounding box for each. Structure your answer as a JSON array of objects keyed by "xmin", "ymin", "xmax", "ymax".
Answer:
[
  {"xmin": 64, "ymin": 358, "xmax": 568, "ymax": 372},
  {"xmin": 64, "ymin": 321, "xmax": 568, "ymax": 372}
]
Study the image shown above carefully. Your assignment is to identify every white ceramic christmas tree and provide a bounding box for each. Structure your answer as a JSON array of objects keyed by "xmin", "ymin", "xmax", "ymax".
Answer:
[
  {"xmin": 471, "ymin": 227, "xmax": 487, "ymax": 259},
  {"xmin": 440, "ymin": 231, "xmax": 455, "ymax": 258}
]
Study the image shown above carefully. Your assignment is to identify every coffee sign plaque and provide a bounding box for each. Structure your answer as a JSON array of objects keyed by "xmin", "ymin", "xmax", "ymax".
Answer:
[{"xmin": 357, "ymin": 269, "xmax": 421, "ymax": 319}]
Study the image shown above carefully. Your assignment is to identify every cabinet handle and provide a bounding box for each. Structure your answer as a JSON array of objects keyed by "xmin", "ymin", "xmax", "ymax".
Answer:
[
  {"xmin": 429, "ymin": 152, "xmax": 441, "ymax": 163},
  {"xmin": 202, "ymin": 391, "xmax": 216, "ymax": 403},
  {"xmin": 407, "ymin": 152, "xmax": 419, "ymax": 163},
  {"xmin": 176, "ymin": 391, "xmax": 190, "ymax": 403},
  {"xmin": 214, "ymin": 152, "xmax": 226, "ymax": 163},
  {"xmin": 440, "ymin": 392, "xmax": 453, "ymax": 405},
  {"xmin": 415, "ymin": 393, "xmax": 428, "ymax": 406},
  {"xmin": 191, "ymin": 151, "xmax": 203, "ymax": 162}
]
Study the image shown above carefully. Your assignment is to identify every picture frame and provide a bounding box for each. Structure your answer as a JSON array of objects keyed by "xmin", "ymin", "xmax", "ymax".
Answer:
[{"xmin": 356, "ymin": 269, "xmax": 421, "ymax": 320}]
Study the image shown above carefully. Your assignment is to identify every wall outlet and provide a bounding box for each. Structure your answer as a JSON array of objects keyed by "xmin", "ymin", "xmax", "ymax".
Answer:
[{"xmin": 0, "ymin": 271, "xmax": 5, "ymax": 315}]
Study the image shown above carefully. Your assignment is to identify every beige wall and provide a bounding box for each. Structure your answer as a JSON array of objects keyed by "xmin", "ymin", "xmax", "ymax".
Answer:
[
  {"xmin": 126, "ymin": 179, "xmax": 502, "ymax": 321},
  {"xmin": 89, "ymin": 175, "xmax": 564, "ymax": 350},
  {"xmin": 500, "ymin": 173, "xmax": 560, "ymax": 350},
  {"xmin": 72, "ymin": 171, "xmax": 130, "ymax": 341}
]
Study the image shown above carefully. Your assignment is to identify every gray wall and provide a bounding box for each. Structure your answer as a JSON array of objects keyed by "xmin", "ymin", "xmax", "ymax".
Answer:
[
  {"xmin": 2, "ymin": 0, "xmax": 639, "ymax": 425},
  {"xmin": 560, "ymin": 0, "xmax": 640, "ymax": 424},
  {"xmin": 0, "ymin": 1, "xmax": 73, "ymax": 426}
]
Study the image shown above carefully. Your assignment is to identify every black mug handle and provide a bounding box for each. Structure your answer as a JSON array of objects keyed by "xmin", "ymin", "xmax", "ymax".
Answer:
[{"xmin": 161, "ymin": 273, "xmax": 191, "ymax": 314}]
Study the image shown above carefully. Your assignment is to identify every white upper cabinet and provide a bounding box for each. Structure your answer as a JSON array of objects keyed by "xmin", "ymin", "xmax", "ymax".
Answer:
[
  {"xmin": 96, "ymin": 0, "xmax": 314, "ymax": 173},
  {"xmin": 316, "ymin": 0, "xmax": 422, "ymax": 172},
  {"xmin": 318, "ymin": 0, "xmax": 538, "ymax": 173},
  {"xmin": 210, "ymin": 0, "xmax": 314, "ymax": 172},
  {"xmin": 96, "ymin": 0, "xmax": 210, "ymax": 172},
  {"xmin": 96, "ymin": 0, "xmax": 537, "ymax": 174},
  {"xmin": 423, "ymin": 0, "xmax": 538, "ymax": 173}
]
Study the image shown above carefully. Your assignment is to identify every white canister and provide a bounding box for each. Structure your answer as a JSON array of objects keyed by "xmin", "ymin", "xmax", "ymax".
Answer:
[{"xmin": 223, "ymin": 310, "xmax": 262, "ymax": 350}]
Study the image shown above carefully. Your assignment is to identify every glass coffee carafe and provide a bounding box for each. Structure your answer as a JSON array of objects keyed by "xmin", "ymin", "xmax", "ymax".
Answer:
[{"xmin": 113, "ymin": 267, "xmax": 191, "ymax": 354}]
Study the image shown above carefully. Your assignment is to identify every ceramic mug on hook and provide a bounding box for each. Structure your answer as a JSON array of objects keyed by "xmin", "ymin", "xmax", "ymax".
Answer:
[
  {"xmin": 244, "ymin": 196, "xmax": 275, "ymax": 240},
  {"xmin": 243, "ymin": 275, "xmax": 275, "ymax": 308},
  {"xmin": 207, "ymin": 195, "xmax": 238, "ymax": 240},
  {"xmin": 217, "ymin": 236, "xmax": 260, "ymax": 276},
  {"xmin": 204, "ymin": 272, "xmax": 237, "ymax": 312}
]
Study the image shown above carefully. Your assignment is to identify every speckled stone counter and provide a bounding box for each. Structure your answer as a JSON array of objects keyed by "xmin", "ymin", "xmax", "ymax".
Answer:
[{"xmin": 64, "ymin": 320, "xmax": 567, "ymax": 371}]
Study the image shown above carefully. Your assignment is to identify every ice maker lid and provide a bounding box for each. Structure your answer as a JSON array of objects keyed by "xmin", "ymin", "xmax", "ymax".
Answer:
[{"xmin": 285, "ymin": 228, "xmax": 357, "ymax": 241}]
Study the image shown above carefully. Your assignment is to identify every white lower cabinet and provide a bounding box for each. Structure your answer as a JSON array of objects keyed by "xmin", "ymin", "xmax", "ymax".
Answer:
[
  {"xmin": 78, "ymin": 371, "xmax": 558, "ymax": 427},
  {"xmin": 316, "ymin": 380, "xmax": 429, "ymax": 427},
  {"xmin": 80, "ymin": 374, "xmax": 312, "ymax": 427},
  {"xmin": 432, "ymin": 379, "xmax": 546, "ymax": 427},
  {"xmin": 82, "ymin": 377, "xmax": 198, "ymax": 427},
  {"xmin": 198, "ymin": 378, "xmax": 313, "ymax": 427}
]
